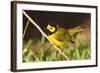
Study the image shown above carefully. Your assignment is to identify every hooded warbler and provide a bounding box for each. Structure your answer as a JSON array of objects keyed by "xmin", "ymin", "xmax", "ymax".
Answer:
[{"xmin": 46, "ymin": 24, "xmax": 83, "ymax": 47}]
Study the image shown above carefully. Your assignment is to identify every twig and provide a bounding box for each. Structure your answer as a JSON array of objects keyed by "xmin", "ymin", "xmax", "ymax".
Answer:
[
  {"xmin": 23, "ymin": 10, "xmax": 69, "ymax": 60},
  {"xmin": 23, "ymin": 20, "xmax": 30, "ymax": 38}
]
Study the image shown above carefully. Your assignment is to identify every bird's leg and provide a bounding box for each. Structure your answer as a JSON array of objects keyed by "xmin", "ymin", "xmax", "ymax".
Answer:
[
  {"xmin": 70, "ymin": 37, "xmax": 76, "ymax": 44},
  {"xmin": 59, "ymin": 46, "xmax": 64, "ymax": 52}
]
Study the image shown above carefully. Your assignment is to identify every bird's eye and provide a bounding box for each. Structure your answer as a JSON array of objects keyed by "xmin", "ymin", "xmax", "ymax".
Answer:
[{"xmin": 50, "ymin": 28, "xmax": 52, "ymax": 30}]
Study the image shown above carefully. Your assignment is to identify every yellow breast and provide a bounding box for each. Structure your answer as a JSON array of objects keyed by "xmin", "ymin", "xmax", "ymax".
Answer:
[{"xmin": 48, "ymin": 35, "xmax": 64, "ymax": 47}]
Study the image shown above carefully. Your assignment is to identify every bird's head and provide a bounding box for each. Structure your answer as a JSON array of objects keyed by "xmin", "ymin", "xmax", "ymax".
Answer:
[
  {"xmin": 46, "ymin": 23, "xmax": 59, "ymax": 35},
  {"xmin": 47, "ymin": 24, "xmax": 56, "ymax": 33}
]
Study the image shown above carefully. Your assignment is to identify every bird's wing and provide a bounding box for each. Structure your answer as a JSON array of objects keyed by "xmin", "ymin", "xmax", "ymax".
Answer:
[{"xmin": 67, "ymin": 26, "xmax": 84, "ymax": 37}]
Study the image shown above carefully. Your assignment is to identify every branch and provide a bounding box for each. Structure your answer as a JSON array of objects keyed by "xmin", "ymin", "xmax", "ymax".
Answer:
[{"xmin": 23, "ymin": 10, "xmax": 69, "ymax": 60}]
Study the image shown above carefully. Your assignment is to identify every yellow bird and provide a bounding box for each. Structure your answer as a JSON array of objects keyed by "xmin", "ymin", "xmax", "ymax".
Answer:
[{"xmin": 46, "ymin": 24, "xmax": 83, "ymax": 47}]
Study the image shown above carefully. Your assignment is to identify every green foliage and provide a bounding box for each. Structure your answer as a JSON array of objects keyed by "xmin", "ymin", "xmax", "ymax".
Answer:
[{"xmin": 23, "ymin": 33, "xmax": 91, "ymax": 62}]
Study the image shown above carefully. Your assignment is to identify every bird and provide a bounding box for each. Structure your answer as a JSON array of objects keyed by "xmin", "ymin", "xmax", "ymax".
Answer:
[{"xmin": 46, "ymin": 23, "xmax": 84, "ymax": 48}]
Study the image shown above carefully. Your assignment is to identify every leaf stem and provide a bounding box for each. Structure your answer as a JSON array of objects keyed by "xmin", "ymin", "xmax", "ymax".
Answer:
[{"xmin": 23, "ymin": 20, "xmax": 29, "ymax": 38}]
